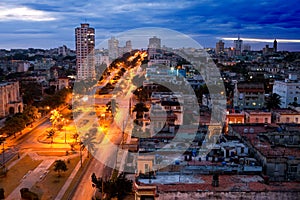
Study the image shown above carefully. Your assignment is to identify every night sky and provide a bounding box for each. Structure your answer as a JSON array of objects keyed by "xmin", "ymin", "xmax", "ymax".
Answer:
[{"xmin": 0, "ymin": 0, "xmax": 300, "ymax": 51}]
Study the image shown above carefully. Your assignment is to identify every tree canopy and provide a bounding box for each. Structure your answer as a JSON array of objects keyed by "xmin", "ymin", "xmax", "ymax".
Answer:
[
  {"xmin": 53, "ymin": 160, "xmax": 68, "ymax": 177},
  {"xmin": 266, "ymin": 93, "xmax": 282, "ymax": 110}
]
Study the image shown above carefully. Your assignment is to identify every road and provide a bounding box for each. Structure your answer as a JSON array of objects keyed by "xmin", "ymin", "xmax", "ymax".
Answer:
[
  {"xmin": 71, "ymin": 158, "xmax": 113, "ymax": 200},
  {"xmin": 70, "ymin": 51, "xmax": 147, "ymax": 200}
]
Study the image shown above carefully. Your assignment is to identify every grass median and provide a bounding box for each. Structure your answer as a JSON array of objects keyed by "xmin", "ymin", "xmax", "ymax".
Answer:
[
  {"xmin": 0, "ymin": 155, "xmax": 42, "ymax": 196},
  {"xmin": 31, "ymin": 155, "xmax": 80, "ymax": 200}
]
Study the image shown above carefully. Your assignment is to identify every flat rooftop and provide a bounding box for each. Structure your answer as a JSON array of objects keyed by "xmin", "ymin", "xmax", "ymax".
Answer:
[{"xmin": 134, "ymin": 174, "xmax": 300, "ymax": 192}]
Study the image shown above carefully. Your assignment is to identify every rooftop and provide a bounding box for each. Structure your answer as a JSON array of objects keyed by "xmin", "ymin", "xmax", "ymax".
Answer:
[
  {"xmin": 231, "ymin": 124, "xmax": 300, "ymax": 158},
  {"xmin": 134, "ymin": 174, "xmax": 300, "ymax": 192}
]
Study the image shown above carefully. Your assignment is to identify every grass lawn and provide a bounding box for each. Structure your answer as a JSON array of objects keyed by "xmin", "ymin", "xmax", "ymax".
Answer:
[
  {"xmin": 31, "ymin": 156, "xmax": 80, "ymax": 200},
  {"xmin": 0, "ymin": 155, "xmax": 42, "ymax": 196},
  {"xmin": 61, "ymin": 157, "xmax": 91, "ymax": 200}
]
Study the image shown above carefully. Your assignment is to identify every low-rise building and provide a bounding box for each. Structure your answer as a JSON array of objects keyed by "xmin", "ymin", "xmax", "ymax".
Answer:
[
  {"xmin": 245, "ymin": 110, "xmax": 272, "ymax": 124},
  {"xmin": 234, "ymin": 82, "xmax": 265, "ymax": 110},
  {"xmin": 272, "ymin": 108, "xmax": 300, "ymax": 124},
  {"xmin": 230, "ymin": 124, "xmax": 300, "ymax": 181},
  {"xmin": 0, "ymin": 81, "xmax": 23, "ymax": 118}
]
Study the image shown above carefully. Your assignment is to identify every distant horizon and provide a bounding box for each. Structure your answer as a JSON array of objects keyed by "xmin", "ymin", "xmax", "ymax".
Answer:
[{"xmin": 1, "ymin": 35, "xmax": 300, "ymax": 52}]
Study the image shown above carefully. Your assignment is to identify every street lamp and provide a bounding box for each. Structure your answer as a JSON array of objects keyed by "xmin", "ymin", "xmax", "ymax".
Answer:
[{"xmin": 62, "ymin": 118, "xmax": 69, "ymax": 144}]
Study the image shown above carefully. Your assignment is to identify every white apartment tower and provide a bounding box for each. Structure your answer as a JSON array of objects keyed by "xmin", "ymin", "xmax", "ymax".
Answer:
[
  {"xmin": 273, "ymin": 75, "xmax": 300, "ymax": 108},
  {"xmin": 75, "ymin": 23, "xmax": 95, "ymax": 80},
  {"xmin": 108, "ymin": 36, "xmax": 119, "ymax": 60}
]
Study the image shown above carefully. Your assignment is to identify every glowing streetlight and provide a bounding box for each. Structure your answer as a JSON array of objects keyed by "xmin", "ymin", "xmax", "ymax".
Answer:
[{"xmin": 62, "ymin": 118, "xmax": 69, "ymax": 144}]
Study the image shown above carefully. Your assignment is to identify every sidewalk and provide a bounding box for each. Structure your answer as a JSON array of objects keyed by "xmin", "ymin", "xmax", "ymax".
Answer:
[
  {"xmin": 54, "ymin": 150, "xmax": 88, "ymax": 200},
  {"xmin": 6, "ymin": 158, "xmax": 55, "ymax": 200}
]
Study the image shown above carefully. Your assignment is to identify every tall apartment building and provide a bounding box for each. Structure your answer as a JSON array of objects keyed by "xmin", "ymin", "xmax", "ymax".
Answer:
[
  {"xmin": 215, "ymin": 40, "xmax": 225, "ymax": 54},
  {"xmin": 148, "ymin": 36, "xmax": 161, "ymax": 59},
  {"xmin": 0, "ymin": 82, "xmax": 23, "ymax": 118},
  {"xmin": 75, "ymin": 23, "xmax": 95, "ymax": 80},
  {"xmin": 108, "ymin": 36, "xmax": 119, "ymax": 60},
  {"xmin": 273, "ymin": 74, "xmax": 300, "ymax": 108},
  {"xmin": 108, "ymin": 37, "xmax": 132, "ymax": 60},
  {"xmin": 234, "ymin": 36, "xmax": 243, "ymax": 55},
  {"xmin": 148, "ymin": 36, "xmax": 161, "ymax": 49}
]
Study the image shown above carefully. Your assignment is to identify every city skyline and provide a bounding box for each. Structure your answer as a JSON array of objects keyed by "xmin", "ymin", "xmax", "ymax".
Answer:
[{"xmin": 0, "ymin": 0, "xmax": 300, "ymax": 51}]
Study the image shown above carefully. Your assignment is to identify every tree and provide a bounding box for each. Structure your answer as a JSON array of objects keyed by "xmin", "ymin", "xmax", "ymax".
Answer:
[
  {"xmin": 72, "ymin": 133, "xmax": 79, "ymax": 143},
  {"xmin": 106, "ymin": 99, "xmax": 118, "ymax": 117},
  {"xmin": 79, "ymin": 140, "xmax": 85, "ymax": 167},
  {"xmin": 50, "ymin": 109, "xmax": 62, "ymax": 129},
  {"xmin": 266, "ymin": 93, "xmax": 282, "ymax": 110},
  {"xmin": 81, "ymin": 129, "xmax": 97, "ymax": 158},
  {"xmin": 46, "ymin": 128, "xmax": 55, "ymax": 144},
  {"xmin": 53, "ymin": 160, "xmax": 68, "ymax": 177},
  {"xmin": 133, "ymin": 87, "xmax": 148, "ymax": 101},
  {"xmin": 23, "ymin": 105, "xmax": 39, "ymax": 125},
  {"xmin": 91, "ymin": 172, "xmax": 132, "ymax": 199},
  {"xmin": 133, "ymin": 102, "xmax": 149, "ymax": 119},
  {"xmin": 21, "ymin": 82, "xmax": 43, "ymax": 106},
  {"xmin": 2, "ymin": 115, "xmax": 26, "ymax": 137}
]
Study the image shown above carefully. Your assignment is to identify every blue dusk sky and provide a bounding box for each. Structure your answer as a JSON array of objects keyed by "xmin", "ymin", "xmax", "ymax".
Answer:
[{"xmin": 0, "ymin": 0, "xmax": 300, "ymax": 51}]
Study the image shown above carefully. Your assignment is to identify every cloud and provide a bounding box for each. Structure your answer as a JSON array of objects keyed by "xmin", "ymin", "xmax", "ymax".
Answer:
[
  {"xmin": 0, "ymin": 0, "xmax": 299, "ymax": 50},
  {"xmin": 0, "ymin": 4, "xmax": 57, "ymax": 21}
]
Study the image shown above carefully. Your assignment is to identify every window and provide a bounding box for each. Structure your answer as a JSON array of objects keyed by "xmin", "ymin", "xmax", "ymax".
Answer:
[
  {"xmin": 296, "ymin": 118, "xmax": 299, "ymax": 123},
  {"xmin": 265, "ymin": 118, "xmax": 268, "ymax": 123},
  {"xmin": 255, "ymin": 118, "xmax": 259, "ymax": 123},
  {"xmin": 286, "ymin": 117, "xmax": 290, "ymax": 123},
  {"xmin": 145, "ymin": 164, "xmax": 149, "ymax": 173},
  {"xmin": 289, "ymin": 165, "xmax": 298, "ymax": 173}
]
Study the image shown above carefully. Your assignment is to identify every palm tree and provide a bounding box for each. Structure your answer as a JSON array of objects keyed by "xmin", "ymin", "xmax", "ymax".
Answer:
[
  {"xmin": 133, "ymin": 102, "xmax": 149, "ymax": 119},
  {"xmin": 81, "ymin": 129, "xmax": 97, "ymax": 158},
  {"xmin": 78, "ymin": 140, "xmax": 85, "ymax": 167},
  {"xmin": 50, "ymin": 110, "xmax": 62, "ymax": 129},
  {"xmin": 72, "ymin": 133, "xmax": 79, "ymax": 143},
  {"xmin": 46, "ymin": 128, "xmax": 55, "ymax": 145},
  {"xmin": 266, "ymin": 93, "xmax": 282, "ymax": 110},
  {"xmin": 106, "ymin": 99, "xmax": 118, "ymax": 117}
]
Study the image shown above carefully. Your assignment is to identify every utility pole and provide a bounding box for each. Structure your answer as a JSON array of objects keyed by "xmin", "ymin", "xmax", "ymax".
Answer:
[{"xmin": 1, "ymin": 141, "xmax": 5, "ymax": 172}]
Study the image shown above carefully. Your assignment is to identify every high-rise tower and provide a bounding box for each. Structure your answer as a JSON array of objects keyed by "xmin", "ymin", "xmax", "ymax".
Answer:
[
  {"xmin": 216, "ymin": 40, "xmax": 225, "ymax": 54},
  {"xmin": 75, "ymin": 23, "xmax": 95, "ymax": 80},
  {"xmin": 273, "ymin": 39, "xmax": 277, "ymax": 52},
  {"xmin": 234, "ymin": 35, "xmax": 243, "ymax": 55},
  {"xmin": 108, "ymin": 36, "xmax": 119, "ymax": 60}
]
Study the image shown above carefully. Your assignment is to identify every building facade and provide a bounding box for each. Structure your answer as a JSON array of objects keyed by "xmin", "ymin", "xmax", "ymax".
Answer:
[
  {"xmin": 216, "ymin": 40, "xmax": 225, "ymax": 54},
  {"xmin": 75, "ymin": 23, "xmax": 95, "ymax": 80},
  {"xmin": 108, "ymin": 36, "xmax": 119, "ymax": 60},
  {"xmin": 233, "ymin": 82, "xmax": 265, "ymax": 110},
  {"xmin": 273, "ymin": 75, "xmax": 300, "ymax": 108},
  {"xmin": 234, "ymin": 36, "xmax": 243, "ymax": 55},
  {"xmin": 0, "ymin": 82, "xmax": 23, "ymax": 118}
]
